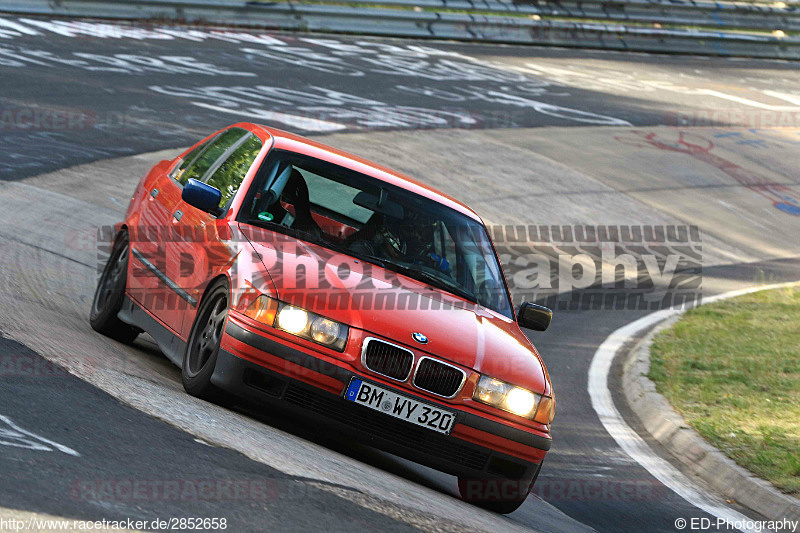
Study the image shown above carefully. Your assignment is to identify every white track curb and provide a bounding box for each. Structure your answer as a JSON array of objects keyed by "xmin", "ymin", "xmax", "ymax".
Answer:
[
  {"xmin": 589, "ymin": 282, "xmax": 800, "ymax": 533},
  {"xmin": 622, "ymin": 283, "xmax": 800, "ymax": 524}
]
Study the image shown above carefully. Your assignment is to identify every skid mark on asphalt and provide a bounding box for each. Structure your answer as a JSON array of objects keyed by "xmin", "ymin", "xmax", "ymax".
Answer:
[{"xmin": 615, "ymin": 130, "xmax": 800, "ymax": 216}]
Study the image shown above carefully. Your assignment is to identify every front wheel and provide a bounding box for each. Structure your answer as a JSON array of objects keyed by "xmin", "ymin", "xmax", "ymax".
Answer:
[
  {"xmin": 90, "ymin": 230, "xmax": 139, "ymax": 344},
  {"xmin": 182, "ymin": 280, "xmax": 229, "ymax": 400}
]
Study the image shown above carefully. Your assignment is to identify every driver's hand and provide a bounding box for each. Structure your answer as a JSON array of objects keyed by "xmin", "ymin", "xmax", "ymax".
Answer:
[{"xmin": 429, "ymin": 253, "xmax": 450, "ymax": 274}]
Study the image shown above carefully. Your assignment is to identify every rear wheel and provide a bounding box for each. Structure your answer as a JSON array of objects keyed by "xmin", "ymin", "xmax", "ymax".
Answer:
[
  {"xmin": 182, "ymin": 280, "xmax": 229, "ymax": 400},
  {"xmin": 90, "ymin": 230, "xmax": 139, "ymax": 343},
  {"xmin": 458, "ymin": 461, "xmax": 542, "ymax": 514}
]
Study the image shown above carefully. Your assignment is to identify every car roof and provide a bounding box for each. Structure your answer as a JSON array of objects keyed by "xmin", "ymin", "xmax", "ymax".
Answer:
[{"xmin": 245, "ymin": 123, "xmax": 483, "ymax": 222}]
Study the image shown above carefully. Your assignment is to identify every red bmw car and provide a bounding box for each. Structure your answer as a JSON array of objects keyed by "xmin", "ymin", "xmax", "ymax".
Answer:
[{"xmin": 90, "ymin": 122, "xmax": 555, "ymax": 513}]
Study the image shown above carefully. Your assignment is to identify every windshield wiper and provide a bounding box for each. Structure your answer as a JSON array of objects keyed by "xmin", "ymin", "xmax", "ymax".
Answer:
[{"xmin": 381, "ymin": 260, "xmax": 478, "ymax": 304}]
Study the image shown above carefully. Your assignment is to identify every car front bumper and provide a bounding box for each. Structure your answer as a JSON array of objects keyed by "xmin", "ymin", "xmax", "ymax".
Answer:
[{"xmin": 213, "ymin": 318, "xmax": 550, "ymax": 483}]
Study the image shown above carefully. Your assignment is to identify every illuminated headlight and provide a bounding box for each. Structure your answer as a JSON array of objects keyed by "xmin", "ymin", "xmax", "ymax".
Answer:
[
  {"xmin": 506, "ymin": 387, "xmax": 536, "ymax": 416},
  {"xmin": 277, "ymin": 305, "xmax": 309, "ymax": 334},
  {"xmin": 244, "ymin": 297, "xmax": 348, "ymax": 352},
  {"xmin": 474, "ymin": 375, "xmax": 554, "ymax": 423},
  {"xmin": 275, "ymin": 303, "xmax": 348, "ymax": 351}
]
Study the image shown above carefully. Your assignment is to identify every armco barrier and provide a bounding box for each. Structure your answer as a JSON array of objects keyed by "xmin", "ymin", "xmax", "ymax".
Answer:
[
  {"xmin": 321, "ymin": 0, "xmax": 800, "ymax": 32},
  {"xmin": 1, "ymin": 0, "xmax": 799, "ymax": 58}
]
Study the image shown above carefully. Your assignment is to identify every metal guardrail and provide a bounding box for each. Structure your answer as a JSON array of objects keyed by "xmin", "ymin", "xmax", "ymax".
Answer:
[
  {"xmin": 1, "ymin": 0, "xmax": 799, "ymax": 58},
  {"xmin": 348, "ymin": 0, "xmax": 800, "ymax": 31}
]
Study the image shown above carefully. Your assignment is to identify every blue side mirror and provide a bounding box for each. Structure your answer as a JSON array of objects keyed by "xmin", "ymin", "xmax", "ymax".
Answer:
[{"xmin": 182, "ymin": 178, "xmax": 222, "ymax": 215}]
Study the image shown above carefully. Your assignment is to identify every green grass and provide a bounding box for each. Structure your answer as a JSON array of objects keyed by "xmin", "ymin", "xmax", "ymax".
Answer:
[{"xmin": 648, "ymin": 286, "xmax": 800, "ymax": 495}]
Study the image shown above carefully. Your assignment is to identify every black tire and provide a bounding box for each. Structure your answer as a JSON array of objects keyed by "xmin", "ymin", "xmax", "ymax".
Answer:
[
  {"xmin": 182, "ymin": 279, "xmax": 229, "ymax": 400},
  {"xmin": 458, "ymin": 461, "xmax": 542, "ymax": 514},
  {"xmin": 90, "ymin": 230, "xmax": 139, "ymax": 344}
]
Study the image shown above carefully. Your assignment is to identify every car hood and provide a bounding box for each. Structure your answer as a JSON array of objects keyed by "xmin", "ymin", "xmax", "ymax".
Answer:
[{"xmin": 240, "ymin": 225, "xmax": 550, "ymax": 396}]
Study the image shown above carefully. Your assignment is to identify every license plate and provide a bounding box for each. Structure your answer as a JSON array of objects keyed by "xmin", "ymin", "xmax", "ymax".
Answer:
[{"xmin": 344, "ymin": 378, "xmax": 456, "ymax": 435}]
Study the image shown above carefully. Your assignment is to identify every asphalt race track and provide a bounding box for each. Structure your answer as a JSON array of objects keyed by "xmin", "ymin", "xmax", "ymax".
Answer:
[{"xmin": 1, "ymin": 15, "xmax": 800, "ymax": 533}]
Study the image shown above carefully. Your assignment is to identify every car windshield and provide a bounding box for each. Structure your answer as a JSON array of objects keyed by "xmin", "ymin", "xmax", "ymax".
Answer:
[{"xmin": 238, "ymin": 150, "xmax": 513, "ymax": 318}]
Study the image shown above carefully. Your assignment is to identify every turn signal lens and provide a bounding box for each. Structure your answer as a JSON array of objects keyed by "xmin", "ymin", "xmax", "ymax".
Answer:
[
  {"xmin": 244, "ymin": 295, "xmax": 278, "ymax": 326},
  {"xmin": 534, "ymin": 395, "xmax": 556, "ymax": 425}
]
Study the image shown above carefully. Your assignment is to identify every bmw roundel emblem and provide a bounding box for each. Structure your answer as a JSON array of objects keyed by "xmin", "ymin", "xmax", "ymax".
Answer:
[{"xmin": 412, "ymin": 332, "xmax": 429, "ymax": 344}]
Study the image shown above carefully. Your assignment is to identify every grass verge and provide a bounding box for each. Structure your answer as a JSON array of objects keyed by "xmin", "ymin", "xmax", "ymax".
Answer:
[{"xmin": 648, "ymin": 286, "xmax": 800, "ymax": 495}]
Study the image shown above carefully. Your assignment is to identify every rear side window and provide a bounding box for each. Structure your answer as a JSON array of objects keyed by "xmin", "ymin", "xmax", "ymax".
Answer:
[
  {"xmin": 205, "ymin": 134, "xmax": 263, "ymax": 208},
  {"xmin": 179, "ymin": 128, "xmax": 248, "ymax": 185}
]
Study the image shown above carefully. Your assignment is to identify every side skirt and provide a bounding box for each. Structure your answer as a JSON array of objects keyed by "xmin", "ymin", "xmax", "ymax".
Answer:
[{"xmin": 118, "ymin": 295, "xmax": 186, "ymax": 367}]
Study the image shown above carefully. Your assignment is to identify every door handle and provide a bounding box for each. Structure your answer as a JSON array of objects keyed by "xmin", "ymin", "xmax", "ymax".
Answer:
[
  {"xmin": 173, "ymin": 210, "xmax": 183, "ymax": 222},
  {"xmin": 150, "ymin": 188, "xmax": 159, "ymax": 198}
]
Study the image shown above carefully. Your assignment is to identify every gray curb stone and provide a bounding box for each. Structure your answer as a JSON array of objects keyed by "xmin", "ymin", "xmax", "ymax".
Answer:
[{"xmin": 621, "ymin": 313, "xmax": 800, "ymax": 523}]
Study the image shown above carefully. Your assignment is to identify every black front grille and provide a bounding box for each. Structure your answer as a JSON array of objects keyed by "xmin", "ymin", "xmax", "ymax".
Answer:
[
  {"xmin": 363, "ymin": 339, "xmax": 414, "ymax": 381},
  {"xmin": 283, "ymin": 384, "xmax": 489, "ymax": 472},
  {"xmin": 413, "ymin": 358, "xmax": 465, "ymax": 398}
]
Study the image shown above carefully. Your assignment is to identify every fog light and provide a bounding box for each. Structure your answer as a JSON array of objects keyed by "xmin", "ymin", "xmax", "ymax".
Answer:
[{"xmin": 277, "ymin": 306, "xmax": 308, "ymax": 334}]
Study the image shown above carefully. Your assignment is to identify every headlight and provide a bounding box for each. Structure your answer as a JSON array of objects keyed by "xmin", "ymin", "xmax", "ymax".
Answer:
[
  {"xmin": 506, "ymin": 387, "xmax": 536, "ymax": 416},
  {"xmin": 474, "ymin": 375, "xmax": 554, "ymax": 423},
  {"xmin": 311, "ymin": 317, "xmax": 341, "ymax": 345},
  {"xmin": 243, "ymin": 297, "xmax": 348, "ymax": 352},
  {"xmin": 277, "ymin": 305, "xmax": 309, "ymax": 334}
]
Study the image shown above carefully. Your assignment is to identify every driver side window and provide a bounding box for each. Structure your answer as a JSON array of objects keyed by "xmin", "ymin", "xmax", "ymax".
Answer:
[
  {"xmin": 177, "ymin": 128, "xmax": 248, "ymax": 186},
  {"xmin": 205, "ymin": 134, "xmax": 263, "ymax": 208}
]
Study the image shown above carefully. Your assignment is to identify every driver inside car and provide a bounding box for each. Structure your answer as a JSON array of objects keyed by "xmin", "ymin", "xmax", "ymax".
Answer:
[{"xmin": 349, "ymin": 211, "xmax": 451, "ymax": 275}]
